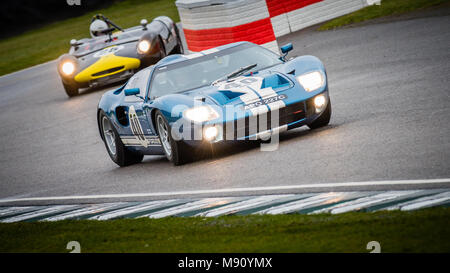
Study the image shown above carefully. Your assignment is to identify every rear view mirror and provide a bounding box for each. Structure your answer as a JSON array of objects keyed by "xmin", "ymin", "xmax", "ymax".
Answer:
[
  {"xmin": 280, "ymin": 43, "xmax": 293, "ymax": 61},
  {"xmin": 280, "ymin": 43, "xmax": 293, "ymax": 54},
  {"xmin": 124, "ymin": 88, "xmax": 140, "ymax": 96},
  {"xmin": 140, "ymin": 19, "xmax": 148, "ymax": 29},
  {"xmin": 70, "ymin": 39, "xmax": 83, "ymax": 46}
]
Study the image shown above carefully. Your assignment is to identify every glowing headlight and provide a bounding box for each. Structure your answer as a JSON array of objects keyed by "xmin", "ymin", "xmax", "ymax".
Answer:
[
  {"xmin": 184, "ymin": 106, "xmax": 219, "ymax": 123},
  {"xmin": 137, "ymin": 40, "xmax": 151, "ymax": 54},
  {"xmin": 61, "ymin": 61, "xmax": 75, "ymax": 75},
  {"xmin": 314, "ymin": 94, "xmax": 327, "ymax": 113},
  {"xmin": 203, "ymin": 126, "xmax": 218, "ymax": 141},
  {"xmin": 296, "ymin": 71, "xmax": 324, "ymax": 92}
]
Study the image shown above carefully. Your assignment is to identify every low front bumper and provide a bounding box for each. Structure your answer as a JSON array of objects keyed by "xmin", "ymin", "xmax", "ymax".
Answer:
[{"xmin": 181, "ymin": 90, "xmax": 329, "ymax": 147}]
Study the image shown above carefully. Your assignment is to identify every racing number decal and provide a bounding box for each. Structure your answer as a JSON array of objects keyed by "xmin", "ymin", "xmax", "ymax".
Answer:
[
  {"xmin": 121, "ymin": 106, "xmax": 161, "ymax": 147},
  {"xmin": 128, "ymin": 106, "xmax": 150, "ymax": 148},
  {"xmin": 93, "ymin": 45, "xmax": 124, "ymax": 58}
]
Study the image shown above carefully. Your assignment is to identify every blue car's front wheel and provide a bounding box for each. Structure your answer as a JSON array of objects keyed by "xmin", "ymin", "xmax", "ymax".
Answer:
[
  {"xmin": 155, "ymin": 110, "xmax": 193, "ymax": 166},
  {"xmin": 99, "ymin": 111, "xmax": 144, "ymax": 167}
]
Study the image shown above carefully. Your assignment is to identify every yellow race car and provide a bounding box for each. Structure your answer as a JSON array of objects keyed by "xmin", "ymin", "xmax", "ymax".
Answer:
[{"xmin": 57, "ymin": 14, "xmax": 183, "ymax": 97}]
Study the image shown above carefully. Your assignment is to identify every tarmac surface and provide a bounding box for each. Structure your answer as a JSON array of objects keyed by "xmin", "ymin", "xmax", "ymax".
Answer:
[{"xmin": 0, "ymin": 10, "xmax": 449, "ymax": 205}]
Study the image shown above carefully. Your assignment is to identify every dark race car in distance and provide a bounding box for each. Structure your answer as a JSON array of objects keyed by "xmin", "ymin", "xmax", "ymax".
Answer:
[{"xmin": 57, "ymin": 14, "xmax": 183, "ymax": 97}]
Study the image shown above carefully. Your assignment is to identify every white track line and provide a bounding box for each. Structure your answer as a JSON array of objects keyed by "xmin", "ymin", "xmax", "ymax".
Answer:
[{"xmin": 0, "ymin": 178, "xmax": 449, "ymax": 204}]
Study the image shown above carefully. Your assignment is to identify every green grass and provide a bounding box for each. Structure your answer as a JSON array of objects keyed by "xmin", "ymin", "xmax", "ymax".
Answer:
[
  {"xmin": 0, "ymin": 0, "xmax": 179, "ymax": 76},
  {"xmin": 318, "ymin": 0, "xmax": 450, "ymax": 30},
  {"xmin": 0, "ymin": 208, "xmax": 449, "ymax": 253},
  {"xmin": 1, "ymin": 0, "xmax": 449, "ymax": 76}
]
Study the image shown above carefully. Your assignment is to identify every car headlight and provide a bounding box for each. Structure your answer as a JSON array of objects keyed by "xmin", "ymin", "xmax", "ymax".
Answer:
[
  {"xmin": 203, "ymin": 126, "xmax": 218, "ymax": 141},
  {"xmin": 61, "ymin": 61, "xmax": 75, "ymax": 75},
  {"xmin": 137, "ymin": 40, "xmax": 151, "ymax": 54},
  {"xmin": 184, "ymin": 106, "xmax": 219, "ymax": 123},
  {"xmin": 314, "ymin": 94, "xmax": 327, "ymax": 113},
  {"xmin": 296, "ymin": 71, "xmax": 324, "ymax": 92}
]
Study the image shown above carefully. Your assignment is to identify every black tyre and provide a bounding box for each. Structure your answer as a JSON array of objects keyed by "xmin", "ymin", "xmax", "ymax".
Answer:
[
  {"xmin": 99, "ymin": 111, "xmax": 144, "ymax": 167},
  {"xmin": 63, "ymin": 81, "xmax": 79, "ymax": 97},
  {"xmin": 155, "ymin": 110, "xmax": 193, "ymax": 165},
  {"xmin": 308, "ymin": 99, "xmax": 332, "ymax": 129},
  {"xmin": 172, "ymin": 25, "xmax": 184, "ymax": 54}
]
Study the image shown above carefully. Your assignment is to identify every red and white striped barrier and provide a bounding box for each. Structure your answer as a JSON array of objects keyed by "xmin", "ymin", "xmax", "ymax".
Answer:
[
  {"xmin": 268, "ymin": 0, "xmax": 372, "ymax": 37},
  {"xmin": 177, "ymin": 0, "xmax": 279, "ymax": 53},
  {"xmin": 176, "ymin": 0, "xmax": 376, "ymax": 53}
]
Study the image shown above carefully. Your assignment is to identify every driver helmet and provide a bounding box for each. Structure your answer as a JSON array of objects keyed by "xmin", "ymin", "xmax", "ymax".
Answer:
[{"xmin": 90, "ymin": 19, "xmax": 109, "ymax": 38}]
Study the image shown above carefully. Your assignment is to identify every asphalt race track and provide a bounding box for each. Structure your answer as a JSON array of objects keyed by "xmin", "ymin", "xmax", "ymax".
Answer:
[{"xmin": 0, "ymin": 11, "xmax": 449, "ymax": 205}]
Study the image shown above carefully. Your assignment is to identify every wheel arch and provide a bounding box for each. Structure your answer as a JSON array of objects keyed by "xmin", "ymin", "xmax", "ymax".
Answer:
[{"xmin": 97, "ymin": 108, "xmax": 106, "ymax": 141}]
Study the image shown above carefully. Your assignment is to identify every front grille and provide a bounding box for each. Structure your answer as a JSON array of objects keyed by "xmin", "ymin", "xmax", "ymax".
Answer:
[
  {"xmin": 223, "ymin": 101, "xmax": 306, "ymax": 140},
  {"xmin": 91, "ymin": 66, "xmax": 124, "ymax": 77},
  {"xmin": 280, "ymin": 101, "xmax": 306, "ymax": 125},
  {"xmin": 305, "ymin": 97, "xmax": 316, "ymax": 117}
]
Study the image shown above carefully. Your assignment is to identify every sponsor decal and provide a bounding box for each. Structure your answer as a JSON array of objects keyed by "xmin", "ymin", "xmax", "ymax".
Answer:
[
  {"xmin": 244, "ymin": 94, "xmax": 287, "ymax": 110},
  {"xmin": 93, "ymin": 45, "xmax": 125, "ymax": 58}
]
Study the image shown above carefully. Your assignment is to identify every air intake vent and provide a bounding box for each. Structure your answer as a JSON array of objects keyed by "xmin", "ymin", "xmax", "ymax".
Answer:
[{"xmin": 92, "ymin": 66, "xmax": 124, "ymax": 77}]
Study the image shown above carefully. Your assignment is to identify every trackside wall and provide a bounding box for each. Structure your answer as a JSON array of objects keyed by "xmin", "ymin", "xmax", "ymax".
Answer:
[{"xmin": 176, "ymin": 0, "xmax": 378, "ymax": 53}]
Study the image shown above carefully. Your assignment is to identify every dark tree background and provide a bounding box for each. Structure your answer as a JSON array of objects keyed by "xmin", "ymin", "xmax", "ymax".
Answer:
[{"xmin": 1, "ymin": 0, "xmax": 117, "ymax": 39}]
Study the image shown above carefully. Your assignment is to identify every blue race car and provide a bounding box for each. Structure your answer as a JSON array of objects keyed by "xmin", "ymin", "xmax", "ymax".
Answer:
[{"xmin": 97, "ymin": 42, "xmax": 331, "ymax": 166}]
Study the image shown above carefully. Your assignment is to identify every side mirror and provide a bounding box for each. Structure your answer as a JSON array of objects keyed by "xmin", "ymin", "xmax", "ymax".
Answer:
[
  {"xmin": 124, "ymin": 88, "xmax": 140, "ymax": 96},
  {"xmin": 280, "ymin": 43, "xmax": 293, "ymax": 54},
  {"xmin": 140, "ymin": 19, "xmax": 148, "ymax": 30},
  {"xmin": 70, "ymin": 39, "xmax": 80, "ymax": 46}
]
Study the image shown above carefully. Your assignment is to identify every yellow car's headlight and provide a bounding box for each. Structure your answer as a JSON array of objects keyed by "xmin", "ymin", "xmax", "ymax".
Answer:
[
  {"xmin": 184, "ymin": 106, "xmax": 219, "ymax": 123},
  {"xmin": 296, "ymin": 71, "xmax": 324, "ymax": 92},
  {"xmin": 137, "ymin": 40, "xmax": 151, "ymax": 54},
  {"xmin": 61, "ymin": 61, "xmax": 75, "ymax": 75}
]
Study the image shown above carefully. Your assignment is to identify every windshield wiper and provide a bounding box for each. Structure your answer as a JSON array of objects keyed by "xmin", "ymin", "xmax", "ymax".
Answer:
[{"xmin": 212, "ymin": 63, "xmax": 257, "ymax": 85}]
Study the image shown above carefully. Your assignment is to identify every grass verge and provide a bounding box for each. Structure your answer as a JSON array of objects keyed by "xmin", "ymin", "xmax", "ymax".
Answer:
[
  {"xmin": 318, "ymin": 0, "xmax": 450, "ymax": 30},
  {"xmin": 0, "ymin": 0, "xmax": 179, "ymax": 76},
  {"xmin": 0, "ymin": 207, "xmax": 449, "ymax": 253}
]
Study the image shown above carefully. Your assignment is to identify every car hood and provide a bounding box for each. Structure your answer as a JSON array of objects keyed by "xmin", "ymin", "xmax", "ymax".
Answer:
[{"xmin": 177, "ymin": 70, "xmax": 294, "ymax": 108}]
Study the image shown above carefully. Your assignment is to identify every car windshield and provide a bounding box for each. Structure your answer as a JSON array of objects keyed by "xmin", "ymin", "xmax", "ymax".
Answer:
[
  {"xmin": 149, "ymin": 43, "xmax": 283, "ymax": 98},
  {"xmin": 72, "ymin": 31, "xmax": 139, "ymax": 56},
  {"xmin": 73, "ymin": 40, "xmax": 110, "ymax": 56}
]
